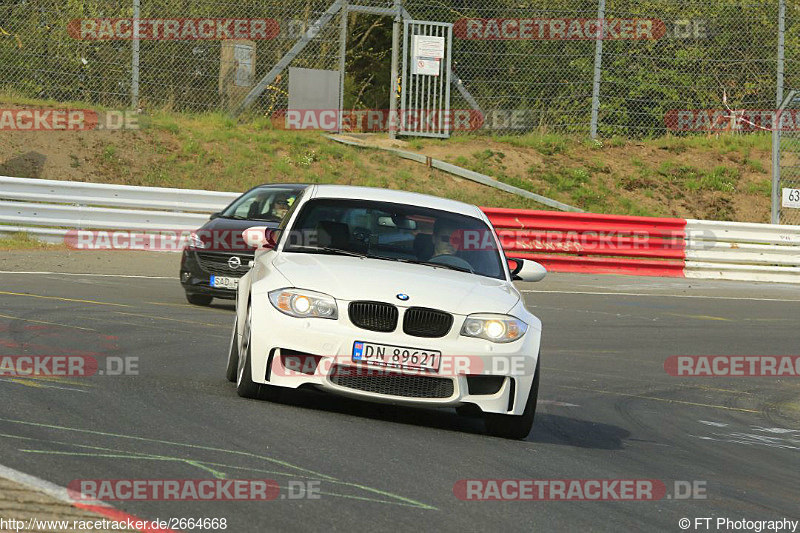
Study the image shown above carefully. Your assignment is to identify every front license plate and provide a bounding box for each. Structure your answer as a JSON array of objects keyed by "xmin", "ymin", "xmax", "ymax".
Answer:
[
  {"xmin": 210, "ymin": 276, "xmax": 238, "ymax": 289},
  {"xmin": 352, "ymin": 341, "xmax": 441, "ymax": 372}
]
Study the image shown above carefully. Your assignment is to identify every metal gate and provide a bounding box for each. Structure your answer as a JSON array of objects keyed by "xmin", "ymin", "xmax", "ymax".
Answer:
[
  {"xmin": 400, "ymin": 20, "xmax": 453, "ymax": 138},
  {"xmin": 776, "ymin": 90, "xmax": 800, "ymax": 225}
]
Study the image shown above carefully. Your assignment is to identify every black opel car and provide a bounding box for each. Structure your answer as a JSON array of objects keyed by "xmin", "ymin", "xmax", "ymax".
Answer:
[{"xmin": 180, "ymin": 183, "xmax": 306, "ymax": 305}]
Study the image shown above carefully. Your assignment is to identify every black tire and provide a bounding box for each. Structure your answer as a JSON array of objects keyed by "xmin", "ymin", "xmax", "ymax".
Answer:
[
  {"xmin": 225, "ymin": 316, "xmax": 239, "ymax": 382},
  {"xmin": 484, "ymin": 356, "xmax": 540, "ymax": 440},
  {"xmin": 186, "ymin": 293, "xmax": 213, "ymax": 306},
  {"xmin": 236, "ymin": 305, "xmax": 281, "ymax": 401}
]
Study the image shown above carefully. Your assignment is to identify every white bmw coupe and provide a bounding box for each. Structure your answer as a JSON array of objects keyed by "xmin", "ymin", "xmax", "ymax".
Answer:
[{"xmin": 226, "ymin": 185, "xmax": 546, "ymax": 439}]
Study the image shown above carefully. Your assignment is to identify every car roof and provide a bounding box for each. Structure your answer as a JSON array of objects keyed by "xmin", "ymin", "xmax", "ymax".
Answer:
[
  {"xmin": 306, "ymin": 185, "xmax": 483, "ymax": 218},
  {"xmin": 252, "ymin": 183, "xmax": 307, "ymax": 190}
]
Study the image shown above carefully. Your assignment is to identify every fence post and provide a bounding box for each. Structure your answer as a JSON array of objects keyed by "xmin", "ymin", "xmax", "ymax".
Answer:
[
  {"xmin": 388, "ymin": 0, "xmax": 401, "ymax": 140},
  {"xmin": 131, "ymin": 0, "xmax": 140, "ymax": 108},
  {"xmin": 337, "ymin": 0, "xmax": 348, "ymax": 133},
  {"xmin": 772, "ymin": 0, "xmax": 786, "ymax": 224},
  {"xmin": 589, "ymin": 0, "xmax": 606, "ymax": 139}
]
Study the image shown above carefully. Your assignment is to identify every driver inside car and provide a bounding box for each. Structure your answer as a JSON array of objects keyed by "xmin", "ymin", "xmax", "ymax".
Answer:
[
  {"xmin": 432, "ymin": 219, "xmax": 459, "ymax": 257},
  {"xmin": 269, "ymin": 195, "xmax": 294, "ymax": 220}
]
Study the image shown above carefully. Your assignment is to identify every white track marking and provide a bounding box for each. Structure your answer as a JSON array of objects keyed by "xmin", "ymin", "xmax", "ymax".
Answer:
[
  {"xmin": 537, "ymin": 400, "xmax": 581, "ymax": 407},
  {"xmin": 699, "ymin": 420, "xmax": 729, "ymax": 427},
  {"xmin": 0, "ymin": 377, "xmax": 89, "ymax": 393},
  {"xmin": 0, "ymin": 270, "xmax": 172, "ymax": 279},
  {"xmin": 0, "ymin": 462, "xmax": 108, "ymax": 506}
]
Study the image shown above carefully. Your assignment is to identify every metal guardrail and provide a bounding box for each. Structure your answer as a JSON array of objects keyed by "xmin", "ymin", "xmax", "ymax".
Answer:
[
  {"xmin": 326, "ymin": 135, "xmax": 583, "ymax": 213},
  {"xmin": 0, "ymin": 176, "xmax": 239, "ymax": 213},
  {"xmin": 685, "ymin": 219, "xmax": 800, "ymax": 283},
  {"xmin": 484, "ymin": 208, "xmax": 800, "ymax": 283},
  {"xmin": 2, "ymin": 176, "xmax": 799, "ymax": 283},
  {"xmin": 0, "ymin": 176, "xmax": 238, "ymax": 242},
  {"xmin": 483, "ymin": 207, "xmax": 688, "ymax": 278}
]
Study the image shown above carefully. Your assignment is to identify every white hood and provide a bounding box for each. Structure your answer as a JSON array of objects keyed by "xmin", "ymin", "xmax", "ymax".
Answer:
[{"xmin": 272, "ymin": 254, "xmax": 519, "ymax": 315}]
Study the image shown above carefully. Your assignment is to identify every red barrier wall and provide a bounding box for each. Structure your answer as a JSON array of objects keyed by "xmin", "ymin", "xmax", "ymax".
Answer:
[{"xmin": 482, "ymin": 207, "xmax": 688, "ymax": 277}]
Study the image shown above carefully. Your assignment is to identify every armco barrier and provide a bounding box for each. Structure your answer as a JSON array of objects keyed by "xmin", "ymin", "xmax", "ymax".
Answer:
[
  {"xmin": 684, "ymin": 219, "xmax": 800, "ymax": 283},
  {"xmin": 0, "ymin": 176, "xmax": 238, "ymax": 213},
  {"xmin": 482, "ymin": 208, "xmax": 688, "ymax": 277},
  {"xmin": 1, "ymin": 176, "xmax": 799, "ymax": 283},
  {"xmin": 0, "ymin": 176, "xmax": 238, "ymax": 243}
]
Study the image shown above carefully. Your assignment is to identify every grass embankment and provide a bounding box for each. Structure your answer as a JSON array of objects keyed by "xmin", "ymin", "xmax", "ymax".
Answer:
[{"xmin": 0, "ymin": 93, "xmax": 776, "ymax": 221}]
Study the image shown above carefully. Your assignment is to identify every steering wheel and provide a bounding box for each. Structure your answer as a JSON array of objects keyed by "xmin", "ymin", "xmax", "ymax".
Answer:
[
  {"xmin": 427, "ymin": 254, "xmax": 474, "ymax": 272},
  {"xmin": 351, "ymin": 226, "xmax": 372, "ymax": 252},
  {"xmin": 352, "ymin": 226, "xmax": 372, "ymax": 243}
]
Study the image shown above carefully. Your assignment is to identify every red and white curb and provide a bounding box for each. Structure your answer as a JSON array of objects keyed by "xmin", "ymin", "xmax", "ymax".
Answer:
[{"xmin": 0, "ymin": 463, "xmax": 178, "ymax": 533}]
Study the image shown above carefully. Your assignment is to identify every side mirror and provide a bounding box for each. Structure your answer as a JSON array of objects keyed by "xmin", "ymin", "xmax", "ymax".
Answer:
[
  {"xmin": 242, "ymin": 226, "xmax": 277, "ymax": 249},
  {"xmin": 508, "ymin": 257, "xmax": 547, "ymax": 282},
  {"xmin": 209, "ymin": 212, "xmax": 221, "ymax": 220}
]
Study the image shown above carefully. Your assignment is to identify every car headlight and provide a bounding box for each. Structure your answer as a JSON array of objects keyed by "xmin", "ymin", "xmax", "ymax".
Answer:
[
  {"xmin": 460, "ymin": 314, "xmax": 527, "ymax": 343},
  {"xmin": 188, "ymin": 232, "xmax": 205, "ymax": 249},
  {"xmin": 268, "ymin": 288, "xmax": 338, "ymax": 319}
]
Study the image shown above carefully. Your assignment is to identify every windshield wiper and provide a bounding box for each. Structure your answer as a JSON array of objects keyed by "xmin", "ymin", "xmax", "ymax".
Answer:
[
  {"xmin": 387, "ymin": 257, "xmax": 473, "ymax": 273},
  {"xmin": 219, "ymin": 215, "xmax": 248, "ymax": 220},
  {"xmin": 288, "ymin": 246, "xmax": 368, "ymax": 258}
]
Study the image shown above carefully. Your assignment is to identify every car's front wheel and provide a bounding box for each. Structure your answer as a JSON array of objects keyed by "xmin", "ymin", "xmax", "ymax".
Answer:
[
  {"xmin": 225, "ymin": 315, "xmax": 239, "ymax": 382},
  {"xmin": 484, "ymin": 356, "xmax": 540, "ymax": 440},
  {"xmin": 186, "ymin": 293, "xmax": 213, "ymax": 306},
  {"xmin": 236, "ymin": 304, "xmax": 281, "ymax": 401}
]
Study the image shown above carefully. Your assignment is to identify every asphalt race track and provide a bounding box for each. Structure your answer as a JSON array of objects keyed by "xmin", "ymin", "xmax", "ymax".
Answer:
[{"xmin": 1, "ymin": 264, "xmax": 799, "ymax": 531}]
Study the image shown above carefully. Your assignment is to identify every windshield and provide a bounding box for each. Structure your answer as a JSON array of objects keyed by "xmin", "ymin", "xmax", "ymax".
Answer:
[
  {"xmin": 220, "ymin": 187, "xmax": 301, "ymax": 223},
  {"xmin": 283, "ymin": 198, "xmax": 506, "ymax": 280}
]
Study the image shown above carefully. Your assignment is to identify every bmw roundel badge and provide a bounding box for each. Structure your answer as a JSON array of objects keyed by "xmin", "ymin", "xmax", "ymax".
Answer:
[{"xmin": 396, "ymin": 293, "xmax": 410, "ymax": 301}]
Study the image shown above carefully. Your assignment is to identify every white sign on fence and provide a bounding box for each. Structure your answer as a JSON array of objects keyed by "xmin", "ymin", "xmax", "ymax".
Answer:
[
  {"xmin": 783, "ymin": 188, "xmax": 800, "ymax": 208},
  {"xmin": 411, "ymin": 35, "xmax": 444, "ymax": 77},
  {"xmin": 234, "ymin": 44, "xmax": 254, "ymax": 87},
  {"xmin": 412, "ymin": 35, "xmax": 445, "ymax": 59},
  {"xmin": 412, "ymin": 58, "xmax": 440, "ymax": 76}
]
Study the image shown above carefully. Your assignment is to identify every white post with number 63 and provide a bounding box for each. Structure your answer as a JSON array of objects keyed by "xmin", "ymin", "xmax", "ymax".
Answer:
[{"xmin": 783, "ymin": 188, "xmax": 800, "ymax": 209}]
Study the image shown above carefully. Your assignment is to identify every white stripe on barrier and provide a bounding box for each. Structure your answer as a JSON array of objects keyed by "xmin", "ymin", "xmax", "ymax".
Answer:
[
  {"xmin": 0, "ymin": 226, "xmax": 69, "ymax": 244},
  {"xmin": 0, "ymin": 176, "xmax": 238, "ymax": 213},
  {"xmin": 687, "ymin": 218, "xmax": 800, "ymax": 245},
  {"xmin": 685, "ymin": 261, "xmax": 800, "ymax": 284},
  {"xmin": 685, "ymin": 219, "xmax": 800, "ymax": 283},
  {"xmin": 686, "ymin": 248, "xmax": 800, "ymax": 267},
  {"xmin": 0, "ymin": 200, "xmax": 209, "ymax": 231}
]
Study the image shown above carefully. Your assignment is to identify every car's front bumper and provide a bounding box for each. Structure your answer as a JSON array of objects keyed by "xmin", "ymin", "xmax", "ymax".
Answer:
[
  {"xmin": 180, "ymin": 249, "xmax": 253, "ymax": 300},
  {"xmin": 246, "ymin": 300, "xmax": 541, "ymax": 415}
]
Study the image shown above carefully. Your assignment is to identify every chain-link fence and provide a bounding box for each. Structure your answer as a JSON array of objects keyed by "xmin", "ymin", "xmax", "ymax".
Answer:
[
  {"xmin": 0, "ymin": 0, "xmax": 344, "ymax": 112},
  {"xmin": 1, "ymin": 0, "xmax": 799, "ymax": 220},
  {"xmin": 1, "ymin": 0, "xmax": 796, "ymax": 132},
  {"xmin": 778, "ymin": 91, "xmax": 800, "ymax": 225}
]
